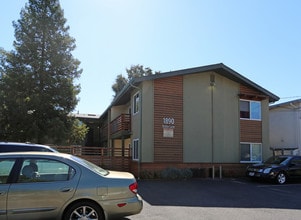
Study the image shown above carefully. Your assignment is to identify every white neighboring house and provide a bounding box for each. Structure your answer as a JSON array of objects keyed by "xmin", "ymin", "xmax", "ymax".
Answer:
[{"xmin": 269, "ymin": 99, "xmax": 301, "ymax": 155}]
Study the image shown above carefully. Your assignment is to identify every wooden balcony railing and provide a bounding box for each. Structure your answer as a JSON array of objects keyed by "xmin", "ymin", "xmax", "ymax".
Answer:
[
  {"xmin": 110, "ymin": 114, "xmax": 131, "ymax": 135},
  {"xmin": 55, "ymin": 146, "xmax": 131, "ymax": 171}
]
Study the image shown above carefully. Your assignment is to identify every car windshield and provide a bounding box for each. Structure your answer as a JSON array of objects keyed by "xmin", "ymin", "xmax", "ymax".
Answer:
[
  {"xmin": 264, "ymin": 156, "xmax": 289, "ymax": 165},
  {"xmin": 71, "ymin": 155, "xmax": 109, "ymax": 176}
]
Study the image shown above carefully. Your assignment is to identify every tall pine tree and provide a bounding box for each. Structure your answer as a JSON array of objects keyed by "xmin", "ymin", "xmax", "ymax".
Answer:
[{"xmin": 0, "ymin": 0, "xmax": 82, "ymax": 143}]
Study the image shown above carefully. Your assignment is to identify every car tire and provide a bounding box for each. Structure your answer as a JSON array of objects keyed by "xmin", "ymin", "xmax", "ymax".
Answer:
[
  {"xmin": 64, "ymin": 201, "xmax": 104, "ymax": 220},
  {"xmin": 276, "ymin": 172, "xmax": 287, "ymax": 184}
]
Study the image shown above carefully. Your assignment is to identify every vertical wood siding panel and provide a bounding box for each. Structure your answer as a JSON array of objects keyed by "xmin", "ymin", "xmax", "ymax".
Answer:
[{"xmin": 154, "ymin": 76, "xmax": 183, "ymax": 162}]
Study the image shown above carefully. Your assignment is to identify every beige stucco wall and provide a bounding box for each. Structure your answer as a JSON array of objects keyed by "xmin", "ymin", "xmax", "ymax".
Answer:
[
  {"xmin": 261, "ymin": 98, "xmax": 272, "ymax": 160},
  {"xmin": 110, "ymin": 104, "xmax": 130, "ymax": 121},
  {"xmin": 183, "ymin": 72, "xmax": 240, "ymax": 163},
  {"xmin": 131, "ymin": 81, "xmax": 154, "ymax": 162},
  {"xmin": 141, "ymin": 81, "xmax": 154, "ymax": 162}
]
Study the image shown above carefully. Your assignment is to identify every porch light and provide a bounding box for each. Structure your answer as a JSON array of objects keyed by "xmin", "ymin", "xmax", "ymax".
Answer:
[{"xmin": 210, "ymin": 74, "xmax": 215, "ymax": 87}]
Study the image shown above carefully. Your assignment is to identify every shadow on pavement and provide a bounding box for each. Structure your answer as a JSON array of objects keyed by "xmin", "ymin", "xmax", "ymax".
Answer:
[{"xmin": 136, "ymin": 178, "xmax": 301, "ymax": 209}]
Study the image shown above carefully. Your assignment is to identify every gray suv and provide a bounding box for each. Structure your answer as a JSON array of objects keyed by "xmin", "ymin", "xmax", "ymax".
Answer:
[{"xmin": 0, "ymin": 142, "xmax": 57, "ymax": 153}]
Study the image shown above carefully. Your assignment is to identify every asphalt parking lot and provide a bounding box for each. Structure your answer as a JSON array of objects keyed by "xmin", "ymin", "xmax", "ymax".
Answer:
[{"xmin": 123, "ymin": 178, "xmax": 301, "ymax": 220}]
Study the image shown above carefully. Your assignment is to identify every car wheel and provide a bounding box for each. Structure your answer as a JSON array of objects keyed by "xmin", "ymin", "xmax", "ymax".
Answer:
[
  {"xmin": 276, "ymin": 172, "xmax": 287, "ymax": 184},
  {"xmin": 64, "ymin": 201, "xmax": 104, "ymax": 220}
]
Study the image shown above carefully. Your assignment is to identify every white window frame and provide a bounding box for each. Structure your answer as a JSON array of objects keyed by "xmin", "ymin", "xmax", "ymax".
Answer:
[
  {"xmin": 240, "ymin": 142, "xmax": 262, "ymax": 163},
  {"xmin": 133, "ymin": 92, "xmax": 140, "ymax": 115},
  {"xmin": 132, "ymin": 139, "xmax": 139, "ymax": 161},
  {"xmin": 240, "ymin": 100, "xmax": 261, "ymax": 120}
]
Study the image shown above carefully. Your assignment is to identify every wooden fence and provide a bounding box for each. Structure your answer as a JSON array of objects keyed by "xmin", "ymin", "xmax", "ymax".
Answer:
[{"xmin": 55, "ymin": 146, "xmax": 131, "ymax": 172}]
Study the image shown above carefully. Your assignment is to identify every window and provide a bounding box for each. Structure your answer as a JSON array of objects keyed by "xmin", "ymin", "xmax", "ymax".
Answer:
[
  {"xmin": 18, "ymin": 159, "xmax": 75, "ymax": 183},
  {"xmin": 291, "ymin": 157, "xmax": 301, "ymax": 165},
  {"xmin": 240, "ymin": 143, "xmax": 262, "ymax": 163},
  {"xmin": 240, "ymin": 100, "xmax": 261, "ymax": 120},
  {"xmin": 133, "ymin": 92, "xmax": 140, "ymax": 114},
  {"xmin": 72, "ymin": 156, "xmax": 108, "ymax": 176},
  {"xmin": 0, "ymin": 159, "xmax": 16, "ymax": 184},
  {"xmin": 132, "ymin": 139, "xmax": 139, "ymax": 161}
]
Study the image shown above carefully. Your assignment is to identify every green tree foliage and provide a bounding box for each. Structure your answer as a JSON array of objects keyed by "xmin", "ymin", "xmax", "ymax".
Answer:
[
  {"xmin": 126, "ymin": 64, "xmax": 153, "ymax": 81},
  {"xmin": 68, "ymin": 119, "xmax": 89, "ymax": 145},
  {"xmin": 0, "ymin": 0, "xmax": 82, "ymax": 143},
  {"xmin": 111, "ymin": 74, "xmax": 128, "ymax": 96},
  {"xmin": 112, "ymin": 64, "xmax": 160, "ymax": 97}
]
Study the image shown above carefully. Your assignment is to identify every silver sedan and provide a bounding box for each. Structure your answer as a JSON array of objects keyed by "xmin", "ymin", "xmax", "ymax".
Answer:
[{"xmin": 0, "ymin": 152, "xmax": 143, "ymax": 220}]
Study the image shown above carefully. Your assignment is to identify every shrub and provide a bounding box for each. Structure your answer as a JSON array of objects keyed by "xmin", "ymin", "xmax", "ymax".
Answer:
[
  {"xmin": 140, "ymin": 170, "xmax": 161, "ymax": 179},
  {"xmin": 161, "ymin": 167, "xmax": 193, "ymax": 180},
  {"xmin": 180, "ymin": 168, "xmax": 193, "ymax": 179},
  {"xmin": 140, "ymin": 170, "xmax": 155, "ymax": 179}
]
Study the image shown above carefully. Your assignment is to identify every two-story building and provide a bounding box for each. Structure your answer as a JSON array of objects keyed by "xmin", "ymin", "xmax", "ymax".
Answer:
[{"xmin": 99, "ymin": 63, "xmax": 279, "ymax": 177}]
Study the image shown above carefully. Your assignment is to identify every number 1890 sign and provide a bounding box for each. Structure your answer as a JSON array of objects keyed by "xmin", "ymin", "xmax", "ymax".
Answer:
[{"xmin": 163, "ymin": 117, "xmax": 174, "ymax": 125}]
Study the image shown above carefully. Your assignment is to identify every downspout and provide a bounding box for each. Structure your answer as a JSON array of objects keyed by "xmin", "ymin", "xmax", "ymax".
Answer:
[{"xmin": 210, "ymin": 74, "xmax": 215, "ymax": 179}]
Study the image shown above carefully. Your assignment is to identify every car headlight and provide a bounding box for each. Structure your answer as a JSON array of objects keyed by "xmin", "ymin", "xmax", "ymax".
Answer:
[{"xmin": 263, "ymin": 168, "xmax": 272, "ymax": 174}]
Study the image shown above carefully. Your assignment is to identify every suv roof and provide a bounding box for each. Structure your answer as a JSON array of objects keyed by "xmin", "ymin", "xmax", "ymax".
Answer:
[{"xmin": 0, "ymin": 142, "xmax": 58, "ymax": 153}]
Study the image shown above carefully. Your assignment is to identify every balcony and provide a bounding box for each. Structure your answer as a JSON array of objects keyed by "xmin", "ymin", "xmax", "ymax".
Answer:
[{"xmin": 110, "ymin": 114, "xmax": 131, "ymax": 138}]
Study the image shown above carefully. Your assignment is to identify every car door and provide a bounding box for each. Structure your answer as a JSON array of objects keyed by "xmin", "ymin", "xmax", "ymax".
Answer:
[
  {"xmin": 288, "ymin": 157, "xmax": 301, "ymax": 178},
  {"xmin": 0, "ymin": 159, "xmax": 17, "ymax": 219},
  {"xmin": 0, "ymin": 182, "xmax": 8, "ymax": 219},
  {"xmin": 7, "ymin": 158, "xmax": 80, "ymax": 220}
]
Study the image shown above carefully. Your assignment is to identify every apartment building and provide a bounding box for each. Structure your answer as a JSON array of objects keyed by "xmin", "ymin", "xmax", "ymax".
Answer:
[{"xmin": 99, "ymin": 63, "xmax": 279, "ymax": 177}]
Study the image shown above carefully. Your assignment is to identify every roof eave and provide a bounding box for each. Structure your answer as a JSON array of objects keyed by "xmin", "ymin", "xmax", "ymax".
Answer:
[{"xmin": 100, "ymin": 63, "xmax": 280, "ymax": 118}]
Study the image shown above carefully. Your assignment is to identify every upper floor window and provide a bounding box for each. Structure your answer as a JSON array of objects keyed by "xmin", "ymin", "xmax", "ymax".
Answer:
[
  {"xmin": 240, "ymin": 100, "xmax": 261, "ymax": 120},
  {"xmin": 133, "ymin": 92, "xmax": 140, "ymax": 114}
]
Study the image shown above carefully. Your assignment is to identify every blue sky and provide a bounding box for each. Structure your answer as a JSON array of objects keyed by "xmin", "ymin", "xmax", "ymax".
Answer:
[{"xmin": 1, "ymin": 0, "xmax": 301, "ymax": 114}]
